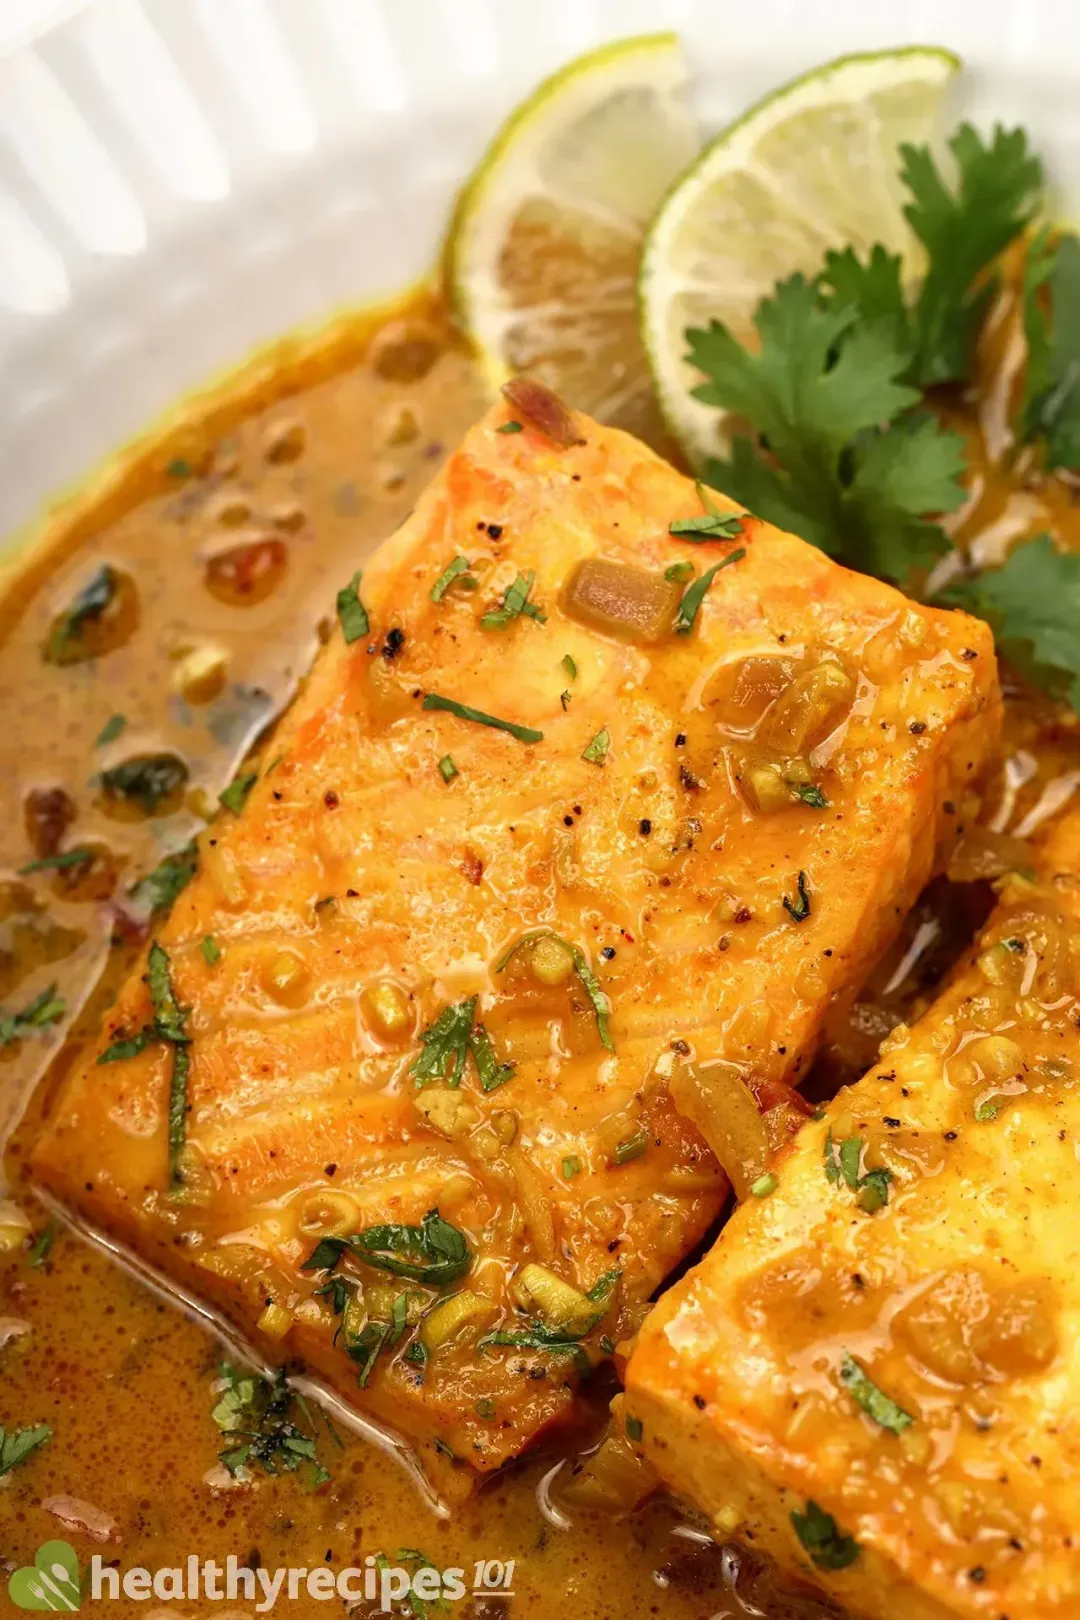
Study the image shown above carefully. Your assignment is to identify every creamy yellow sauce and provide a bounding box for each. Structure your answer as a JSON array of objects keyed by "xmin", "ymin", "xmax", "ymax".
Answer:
[{"xmin": 0, "ymin": 269, "xmax": 1077, "ymax": 1620}]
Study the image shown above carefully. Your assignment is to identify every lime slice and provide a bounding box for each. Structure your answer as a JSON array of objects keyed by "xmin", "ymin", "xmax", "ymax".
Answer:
[
  {"xmin": 640, "ymin": 47, "xmax": 960, "ymax": 466},
  {"xmin": 447, "ymin": 33, "xmax": 699, "ymax": 447}
]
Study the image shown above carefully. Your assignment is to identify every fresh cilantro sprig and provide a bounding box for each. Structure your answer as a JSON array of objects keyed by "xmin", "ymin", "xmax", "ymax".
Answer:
[
  {"xmin": 944, "ymin": 533, "xmax": 1080, "ymax": 709},
  {"xmin": 1021, "ymin": 228, "xmax": 1080, "ymax": 468},
  {"xmin": 0, "ymin": 1422, "xmax": 51, "ymax": 1477},
  {"xmin": 211, "ymin": 1363, "xmax": 331, "ymax": 1486},
  {"xmin": 688, "ymin": 275, "xmax": 967, "ymax": 584}
]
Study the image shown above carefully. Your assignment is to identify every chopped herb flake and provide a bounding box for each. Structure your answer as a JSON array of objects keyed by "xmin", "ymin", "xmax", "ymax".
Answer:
[
  {"xmin": 560, "ymin": 690, "xmax": 572, "ymax": 710},
  {"xmin": 824, "ymin": 1128, "xmax": 893, "ymax": 1212},
  {"xmin": 562, "ymin": 1155, "xmax": 581, "ymax": 1180},
  {"xmin": 18, "ymin": 848, "xmax": 93, "ymax": 875},
  {"xmin": 304, "ymin": 1209, "xmax": 472, "ymax": 1288},
  {"xmin": 665, "ymin": 559, "xmax": 696, "ymax": 582},
  {"xmin": 561, "ymin": 654, "xmax": 578, "ymax": 680},
  {"xmin": 128, "ymin": 840, "xmax": 198, "ymax": 916},
  {"xmin": 438, "ymin": 754, "xmax": 458, "ymax": 783},
  {"xmin": 673, "ymin": 550, "xmax": 745, "ymax": 635},
  {"xmin": 98, "ymin": 1027, "xmax": 157, "ymax": 1065},
  {"xmin": 838, "ymin": 1355, "xmax": 914, "ymax": 1433},
  {"xmin": 201, "ymin": 935, "xmax": 222, "ymax": 966},
  {"xmin": 496, "ymin": 420, "xmax": 524, "ymax": 434},
  {"xmin": 96, "ymin": 712, "xmax": 127, "ymax": 746},
  {"xmin": 0, "ymin": 1423, "xmax": 51, "ymax": 1478},
  {"xmin": 44, "ymin": 564, "xmax": 119, "ymax": 666},
  {"xmin": 791, "ymin": 1500, "xmax": 859, "ymax": 1571},
  {"xmin": 481, "ymin": 569, "xmax": 547, "ymax": 629},
  {"xmin": 422, "ymin": 692, "xmax": 542, "ymax": 745},
  {"xmin": 625, "ymin": 1415, "xmax": 644, "ymax": 1442},
  {"xmin": 431, "ymin": 555, "xmax": 477, "ymax": 602},
  {"xmin": 581, "ymin": 727, "xmax": 610, "ymax": 766},
  {"xmin": 469, "ymin": 1023, "xmax": 515, "ymax": 1092},
  {"xmin": 794, "ymin": 783, "xmax": 829, "ymax": 809},
  {"xmin": 613, "ymin": 1127, "xmax": 648, "ymax": 1166},
  {"xmin": 336, "ymin": 571, "xmax": 370, "ymax": 644},
  {"xmin": 211, "ymin": 1362, "xmax": 331, "ymax": 1483},
  {"xmin": 0, "ymin": 984, "xmax": 65, "ymax": 1046},
  {"xmin": 219, "ymin": 771, "xmax": 257, "ymax": 815},
  {"xmin": 410, "ymin": 997, "xmax": 477, "ymax": 1088},
  {"xmin": 782, "ymin": 869, "xmax": 812, "ymax": 922},
  {"xmin": 26, "ymin": 1221, "xmax": 56, "ymax": 1269},
  {"xmin": 495, "ymin": 930, "xmax": 614, "ymax": 1052},
  {"xmin": 100, "ymin": 753, "xmax": 189, "ymax": 814},
  {"xmin": 669, "ymin": 513, "xmax": 744, "ymax": 540}
]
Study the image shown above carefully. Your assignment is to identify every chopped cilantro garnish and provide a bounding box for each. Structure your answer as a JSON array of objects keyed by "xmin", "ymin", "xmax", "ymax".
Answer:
[
  {"xmin": 495, "ymin": 930, "xmax": 614, "ymax": 1052},
  {"xmin": 782, "ymin": 869, "xmax": 811, "ymax": 922},
  {"xmin": 900, "ymin": 124, "xmax": 1043, "ymax": 387},
  {"xmin": 212, "ymin": 1363, "xmax": 331, "ymax": 1485},
  {"xmin": 751, "ymin": 1173, "xmax": 777, "ymax": 1198},
  {"xmin": 469, "ymin": 1023, "xmax": 515, "ymax": 1092},
  {"xmin": 475, "ymin": 1397, "xmax": 497, "ymax": 1419},
  {"xmin": 302, "ymin": 1209, "xmax": 472, "ymax": 1288},
  {"xmin": 0, "ymin": 984, "xmax": 65, "ymax": 1046},
  {"xmin": 794, "ymin": 783, "xmax": 829, "ymax": 809},
  {"xmin": 665, "ymin": 559, "xmax": 695, "ymax": 582},
  {"xmin": 669, "ymin": 513, "xmax": 743, "ymax": 540},
  {"xmin": 581, "ymin": 727, "xmax": 610, "ymax": 765},
  {"xmin": 336, "ymin": 570, "xmax": 370, "ymax": 644},
  {"xmin": 422, "ymin": 692, "xmax": 543, "ymax": 744},
  {"xmin": 481, "ymin": 569, "xmax": 547, "ymax": 629},
  {"xmin": 838, "ymin": 1355, "xmax": 913, "ymax": 1434},
  {"xmin": 96, "ymin": 712, "xmax": 126, "ymax": 746},
  {"xmin": 1021, "ymin": 230, "xmax": 1080, "ymax": 468},
  {"xmin": 673, "ymin": 550, "xmax": 745, "ymax": 635},
  {"xmin": 975, "ymin": 1099, "xmax": 1000, "ymax": 1122},
  {"xmin": 43, "ymin": 563, "xmax": 119, "ymax": 665},
  {"xmin": 438, "ymin": 754, "xmax": 458, "ymax": 783},
  {"xmin": 561, "ymin": 654, "xmax": 577, "ymax": 681},
  {"xmin": 560, "ymin": 690, "xmax": 572, "ymax": 710},
  {"xmin": 431, "ymin": 555, "xmax": 477, "ymax": 602},
  {"xmin": 410, "ymin": 997, "xmax": 477, "ymax": 1088},
  {"xmin": 791, "ymin": 1500, "xmax": 859, "ymax": 1571},
  {"xmin": 27, "ymin": 1220, "xmax": 56, "ymax": 1269},
  {"xmin": 200, "ymin": 935, "xmax": 222, "ymax": 966},
  {"xmin": 100, "ymin": 752, "xmax": 188, "ymax": 814},
  {"xmin": 18, "ymin": 848, "xmax": 93, "ymax": 875},
  {"xmin": 625, "ymin": 1415, "xmax": 644, "ymax": 1442},
  {"xmin": 945, "ymin": 534, "xmax": 1080, "ymax": 711},
  {"xmin": 0, "ymin": 1423, "xmax": 51, "ymax": 1477},
  {"xmin": 98, "ymin": 1027, "xmax": 157, "ymax": 1065},
  {"xmin": 496, "ymin": 419, "xmax": 524, "ymax": 434},
  {"xmin": 613, "ymin": 1126, "xmax": 648, "ymax": 1166},
  {"xmin": 562, "ymin": 1155, "xmax": 581, "ymax": 1180},
  {"xmin": 824, "ymin": 1128, "xmax": 893, "ymax": 1213},
  {"xmin": 219, "ymin": 771, "xmax": 257, "ymax": 814},
  {"xmin": 128, "ymin": 840, "xmax": 198, "ymax": 916}
]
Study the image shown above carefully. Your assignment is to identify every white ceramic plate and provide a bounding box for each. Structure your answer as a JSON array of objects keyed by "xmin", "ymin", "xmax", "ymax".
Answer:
[{"xmin": 2, "ymin": 0, "xmax": 1080, "ymax": 547}]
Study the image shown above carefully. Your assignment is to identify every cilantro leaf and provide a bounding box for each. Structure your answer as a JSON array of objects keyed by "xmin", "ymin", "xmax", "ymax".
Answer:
[
  {"xmin": 945, "ymin": 533, "xmax": 1080, "ymax": 710},
  {"xmin": 128, "ymin": 840, "xmax": 198, "ymax": 917},
  {"xmin": 43, "ymin": 563, "xmax": 119, "ymax": 666},
  {"xmin": 494, "ymin": 930, "xmax": 614, "ymax": 1052},
  {"xmin": 690, "ymin": 275, "xmax": 964, "ymax": 583},
  {"xmin": 838, "ymin": 1355, "xmax": 914, "ymax": 1434},
  {"xmin": 821, "ymin": 242, "xmax": 909, "ymax": 331},
  {"xmin": 410, "ymin": 997, "xmax": 477, "ymax": 1088},
  {"xmin": 468, "ymin": 1023, "xmax": 514, "ymax": 1092},
  {"xmin": 336, "ymin": 571, "xmax": 369, "ymax": 644},
  {"xmin": 431, "ymin": 555, "xmax": 477, "ymax": 602},
  {"xmin": 1022, "ymin": 230, "xmax": 1080, "ymax": 468},
  {"xmin": 219, "ymin": 771, "xmax": 257, "ymax": 815},
  {"xmin": 901, "ymin": 124, "xmax": 1043, "ymax": 386},
  {"xmin": 211, "ymin": 1363, "xmax": 331, "ymax": 1484},
  {"xmin": 791, "ymin": 1500, "xmax": 859, "ymax": 1571},
  {"xmin": 481, "ymin": 570, "xmax": 547, "ymax": 629},
  {"xmin": 0, "ymin": 983, "xmax": 65, "ymax": 1046},
  {"xmin": 0, "ymin": 1422, "xmax": 51, "ymax": 1477}
]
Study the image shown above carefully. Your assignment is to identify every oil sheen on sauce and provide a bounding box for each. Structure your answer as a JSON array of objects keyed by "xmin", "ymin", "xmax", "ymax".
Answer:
[{"xmin": 0, "ymin": 271, "xmax": 1077, "ymax": 1620}]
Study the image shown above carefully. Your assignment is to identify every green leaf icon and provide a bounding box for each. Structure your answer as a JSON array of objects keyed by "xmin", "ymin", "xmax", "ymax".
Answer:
[{"xmin": 8, "ymin": 1541, "xmax": 81, "ymax": 1611}]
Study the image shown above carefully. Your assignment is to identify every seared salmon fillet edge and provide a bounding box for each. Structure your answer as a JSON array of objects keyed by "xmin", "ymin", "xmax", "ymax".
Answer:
[
  {"xmin": 33, "ymin": 387, "xmax": 1001, "ymax": 1492},
  {"xmin": 627, "ymin": 810, "xmax": 1080, "ymax": 1620}
]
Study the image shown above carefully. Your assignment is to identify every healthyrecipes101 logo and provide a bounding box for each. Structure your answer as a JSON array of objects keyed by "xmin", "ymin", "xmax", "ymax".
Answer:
[{"xmin": 9, "ymin": 1543, "xmax": 517, "ymax": 1612}]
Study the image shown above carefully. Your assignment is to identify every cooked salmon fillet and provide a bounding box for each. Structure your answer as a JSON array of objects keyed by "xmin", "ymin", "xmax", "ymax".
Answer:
[
  {"xmin": 627, "ymin": 811, "xmax": 1080, "ymax": 1620},
  {"xmin": 33, "ymin": 385, "xmax": 1000, "ymax": 1492}
]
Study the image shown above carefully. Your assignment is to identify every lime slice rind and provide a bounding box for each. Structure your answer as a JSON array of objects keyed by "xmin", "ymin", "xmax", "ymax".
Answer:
[
  {"xmin": 640, "ymin": 46, "xmax": 961, "ymax": 467},
  {"xmin": 447, "ymin": 33, "xmax": 699, "ymax": 443}
]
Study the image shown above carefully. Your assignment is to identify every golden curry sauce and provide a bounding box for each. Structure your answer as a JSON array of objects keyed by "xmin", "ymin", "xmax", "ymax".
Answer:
[{"xmin": 0, "ymin": 270, "xmax": 1078, "ymax": 1620}]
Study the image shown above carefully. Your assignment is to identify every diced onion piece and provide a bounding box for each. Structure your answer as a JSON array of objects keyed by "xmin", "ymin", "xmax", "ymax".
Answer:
[
  {"xmin": 745, "ymin": 763, "xmax": 792, "ymax": 813},
  {"xmin": 563, "ymin": 559, "xmax": 681, "ymax": 645},
  {"xmin": 363, "ymin": 980, "xmax": 411, "ymax": 1037},
  {"xmin": 203, "ymin": 841, "xmax": 248, "ymax": 908},
  {"xmin": 561, "ymin": 1426, "xmax": 659, "ymax": 1512},
  {"xmin": 257, "ymin": 1302, "xmax": 293, "ymax": 1340},
  {"xmin": 513, "ymin": 1262, "xmax": 595, "ymax": 1335},
  {"xmin": 414, "ymin": 1087, "xmax": 479, "ymax": 1139},
  {"xmin": 760, "ymin": 660, "xmax": 854, "ymax": 753},
  {"xmin": 262, "ymin": 950, "xmax": 309, "ymax": 1008},
  {"xmin": 948, "ymin": 828, "xmax": 1033, "ymax": 883},
  {"xmin": 531, "ymin": 934, "xmax": 575, "ymax": 986},
  {"xmin": 669, "ymin": 1061, "xmax": 769, "ymax": 1200},
  {"xmin": 0, "ymin": 1200, "xmax": 31, "ymax": 1254},
  {"xmin": 501, "ymin": 377, "xmax": 579, "ymax": 447},
  {"xmin": 420, "ymin": 1289, "xmax": 497, "ymax": 1351}
]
